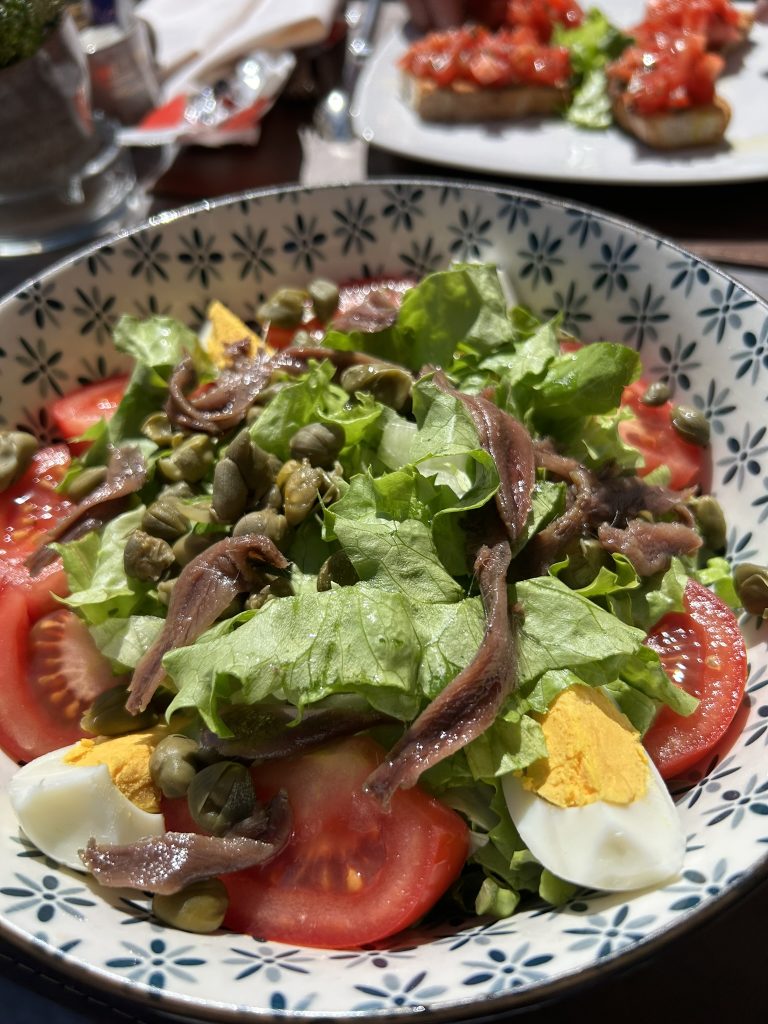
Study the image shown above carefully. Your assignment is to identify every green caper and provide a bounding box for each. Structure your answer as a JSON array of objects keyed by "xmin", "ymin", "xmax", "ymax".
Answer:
[
  {"xmin": 0, "ymin": 431, "xmax": 38, "ymax": 492},
  {"xmin": 258, "ymin": 483, "xmax": 284, "ymax": 512},
  {"xmin": 246, "ymin": 575, "xmax": 294, "ymax": 609},
  {"xmin": 81, "ymin": 683, "xmax": 158, "ymax": 736},
  {"xmin": 671, "ymin": 406, "xmax": 710, "ymax": 447},
  {"xmin": 172, "ymin": 531, "xmax": 215, "ymax": 567},
  {"xmin": 158, "ymin": 434, "xmax": 215, "ymax": 483},
  {"xmin": 282, "ymin": 463, "xmax": 325, "ymax": 526},
  {"xmin": 317, "ymin": 550, "xmax": 359, "ymax": 591},
  {"xmin": 141, "ymin": 411, "xmax": 178, "ymax": 447},
  {"xmin": 142, "ymin": 497, "xmax": 191, "ymax": 542},
  {"xmin": 64, "ymin": 465, "xmax": 107, "ymax": 502},
  {"xmin": 150, "ymin": 734, "xmax": 200, "ymax": 798},
  {"xmin": 308, "ymin": 278, "xmax": 340, "ymax": 322},
  {"xmin": 212, "ymin": 458, "xmax": 248, "ymax": 523},
  {"xmin": 275, "ymin": 458, "xmax": 301, "ymax": 490},
  {"xmin": 153, "ymin": 878, "xmax": 228, "ymax": 934},
  {"xmin": 689, "ymin": 495, "xmax": 727, "ymax": 552},
  {"xmin": 124, "ymin": 529, "xmax": 175, "ymax": 582},
  {"xmin": 187, "ymin": 761, "xmax": 255, "ymax": 835},
  {"xmin": 289, "ymin": 422, "xmax": 345, "ymax": 469},
  {"xmin": 257, "ymin": 287, "xmax": 308, "ymax": 329},
  {"xmin": 226, "ymin": 429, "xmax": 272, "ymax": 497},
  {"xmin": 160, "ymin": 481, "xmax": 195, "ymax": 500},
  {"xmin": 641, "ymin": 380, "xmax": 671, "ymax": 407},
  {"xmin": 340, "ymin": 363, "xmax": 413, "ymax": 412},
  {"xmin": 233, "ymin": 508, "xmax": 289, "ymax": 549},
  {"xmin": 733, "ymin": 563, "xmax": 768, "ymax": 617}
]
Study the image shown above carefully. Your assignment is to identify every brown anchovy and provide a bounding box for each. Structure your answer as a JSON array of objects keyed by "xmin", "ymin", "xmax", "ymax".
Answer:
[
  {"xmin": 365, "ymin": 538, "xmax": 516, "ymax": 805},
  {"xmin": 166, "ymin": 347, "xmax": 405, "ymax": 436},
  {"xmin": 80, "ymin": 795, "xmax": 291, "ymax": 894},
  {"xmin": 27, "ymin": 446, "xmax": 147, "ymax": 576},
  {"xmin": 126, "ymin": 534, "xmax": 289, "ymax": 715},
  {"xmin": 432, "ymin": 371, "xmax": 536, "ymax": 545},
  {"xmin": 598, "ymin": 518, "xmax": 703, "ymax": 576}
]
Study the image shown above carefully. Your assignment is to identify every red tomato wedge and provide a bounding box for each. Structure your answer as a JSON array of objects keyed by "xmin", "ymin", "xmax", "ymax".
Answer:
[
  {"xmin": 49, "ymin": 375, "xmax": 128, "ymax": 444},
  {"xmin": 0, "ymin": 444, "xmax": 73, "ymax": 564},
  {"xmin": 618, "ymin": 379, "xmax": 706, "ymax": 490},
  {"xmin": 0, "ymin": 589, "xmax": 121, "ymax": 764},
  {"xmin": 643, "ymin": 579, "xmax": 747, "ymax": 780},
  {"xmin": 163, "ymin": 736, "xmax": 469, "ymax": 949}
]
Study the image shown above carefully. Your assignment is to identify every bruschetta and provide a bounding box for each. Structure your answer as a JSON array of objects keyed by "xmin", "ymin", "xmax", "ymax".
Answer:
[
  {"xmin": 399, "ymin": 25, "xmax": 572, "ymax": 123},
  {"xmin": 636, "ymin": 0, "xmax": 754, "ymax": 53}
]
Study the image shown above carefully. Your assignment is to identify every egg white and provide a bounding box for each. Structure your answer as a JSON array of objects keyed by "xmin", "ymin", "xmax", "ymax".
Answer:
[
  {"xmin": 9, "ymin": 746, "xmax": 165, "ymax": 872},
  {"xmin": 502, "ymin": 754, "xmax": 685, "ymax": 893}
]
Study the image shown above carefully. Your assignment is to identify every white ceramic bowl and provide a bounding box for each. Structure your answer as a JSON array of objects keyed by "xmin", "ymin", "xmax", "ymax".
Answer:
[{"xmin": 0, "ymin": 181, "xmax": 766, "ymax": 1021}]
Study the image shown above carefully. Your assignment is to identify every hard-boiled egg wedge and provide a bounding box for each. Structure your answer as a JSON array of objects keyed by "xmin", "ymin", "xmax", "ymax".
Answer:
[
  {"xmin": 502, "ymin": 685, "xmax": 684, "ymax": 893},
  {"xmin": 199, "ymin": 300, "xmax": 268, "ymax": 367},
  {"xmin": 9, "ymin": 731, "xmax": 165, "ymax": 872}
]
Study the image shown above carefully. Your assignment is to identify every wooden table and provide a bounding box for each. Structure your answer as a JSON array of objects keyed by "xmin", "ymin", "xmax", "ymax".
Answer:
[{"xmin": 2, "ymin": 18, "xmax": 768, "ymax": 1023}]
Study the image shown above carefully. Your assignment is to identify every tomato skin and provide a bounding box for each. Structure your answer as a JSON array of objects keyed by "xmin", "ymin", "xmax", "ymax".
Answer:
[
  {"xmin": 618, "ymin": 379, "xmax": 706, "ymax": 490},
  {"xmin": 48, "ymin": 376, "xmax": 128, "ymax": 447},
  {"xmin": 164, "ymin": 736, "xmax": 469, "ymax": 949},
  {"xmin": 643, "ymin": 580, "xmax": 747, "ymax": 780},
  {"xmin": 0, "ymin": 444, "xmax": 73, "ymax": 563}
]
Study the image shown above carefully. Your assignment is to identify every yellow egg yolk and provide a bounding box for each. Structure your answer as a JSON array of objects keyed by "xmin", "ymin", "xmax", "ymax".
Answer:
[
  {"xmin": 205, "ymin": 300, "xmax": 267, "ymax": 367},
  {"xmin": 63, "ymin": 729, "xmax": 165, "ymax": 813},
  {"xmin": 521, "ymin": 685, "xmax": 649, "ymax": 809}
]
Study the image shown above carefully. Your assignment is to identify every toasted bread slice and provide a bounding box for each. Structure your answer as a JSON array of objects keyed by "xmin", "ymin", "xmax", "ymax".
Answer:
[
  {"xmin": 402, "ymin": 72, "xmax": 569, "ymax": 124},
  {"xmin": 611, "ymin": 92, "xmax": 731, "ymax": 149}
]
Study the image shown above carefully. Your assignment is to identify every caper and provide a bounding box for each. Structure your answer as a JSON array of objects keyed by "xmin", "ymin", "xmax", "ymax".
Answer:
[
  {"xmin": 158, "ymin": 434, "xmax": 215, "ymax": 483},
  {"xmin": 153, "ymin": 878, "xmax": 228, "ymax": 934},
  {"xmin": 157, "ymin": 578, "xmax": 176, "ymax": 606},
  {"xmin": 160, "ymin": 481, "xmax": 195, "ymax": 500},
  {"xmin": 212, "ymin": 457, "xmax": 248, "ymax": 523},
  {"xmin": 81, "ymin": 683, "xmax": 158, "ymax": 736},
  {"xmin": 246, "ymin": 575, "xmax": 294, "ymax": 610},
  {"xmin": 233, "ymin": 508, "xmax": 289, "ymax": 549},
  {"xmin": 275, "ymin": 458, "xmax": 301, "ymax": 490},
  {"xmin": 258, "ymin": 482, "xmax": 284, "ymax": 512},
  {"xmin": 124, "ymin": 529, "xmax": 175, "ymax": 582},
  {"xmin": 289, "ymin": 422, "xmax": 345, "ymax": 469},
  {"xmin": 689, "ymin": 495, "xmax": 727, "ymax": 552},
  {"xmin": 317, "ymin": 550, "xmax": 359, "ymax": 591},
  {"xmin": 226, "ymin": 429, "xmax": 272, "ymax": 497},
  {"xmin": 308, "ymin": 278, "xmax": 340, "ymax": 322},
  {"xmin": 64, "ymin": 465, "xmax": 107, "ymax": 502},
  {"xmin": 641, "ymin": 380, "xmax": 671, "ymax": 407},
  {"xmin": 282, "ymin": 463, "xmax": 325, "ymax": 526},
  {"xmin": 187, "ymin": 761, "xmax": 255, "ymax": 835},
  {"xmin": 733, "ymin": 562, "xmax": 768, "ymax": 617},
  {"xmin": 340, "ymin": 363, "xmax": 413, "ymax": 412},
  {"xmin": 671, "ymin": 406, "xmax": 711, "ymax": 447},
  {"xmin": 150, "ymin": 734, "xmax": 200, "ymax": 799},
  {"xmin": 142, "ymin": 497, "xmax": 191, "ymax": 542},
  {"xmin": 172, "ymin": 531, "xmax": 215, "ymax": 567},
  {"xmin": 141, "ymin": 411, "xmax": 178, "ymax": 447},
  {"xmin": 257, "ymin": 287, "xmax": 308, "ymax": 329},
  {"xmin": 0, "ymin": 431, "xmax": 38, "ymax": 492}
]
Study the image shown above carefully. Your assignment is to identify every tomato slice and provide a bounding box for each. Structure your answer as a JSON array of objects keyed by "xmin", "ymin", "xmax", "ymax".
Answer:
[
  {"xmin": 618, "ymin": 379, "xmax": 706, "ymax": 490},
  {"xmin": 0, "ymin": 589, "xmax": 121, "ymax": 764},
  {"xmin": 643, "ymin": 579, "xmax": 747, "ymax": 780},
  {"xmin": 49, "ymin": 376, "xmax": 128, "ymax": 445},
  {"xmin": 0, "ymin": 445, "xmax": 73, "ymax": 564},
  {"xmin": 163, "ymin": 735, "xmax": 469, "ymax": 948}
]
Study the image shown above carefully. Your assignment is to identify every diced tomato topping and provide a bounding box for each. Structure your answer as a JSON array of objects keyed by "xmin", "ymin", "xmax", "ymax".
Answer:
[
  {"xmin": 505, "ymin": 0, "xmax": 584, "ymax": 42},
  {"xmin": 400, "ymin": 25, "xmax": 571, "ymax": 88},
  {"xmin": 638, "ymin": 0, "xmax": 745, "ymax": 51}
]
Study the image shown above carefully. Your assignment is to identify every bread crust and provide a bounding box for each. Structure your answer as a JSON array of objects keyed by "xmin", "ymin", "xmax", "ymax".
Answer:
[
  {"xmin": 401, "ymin": 72, "xmax": 569, "ymax": 124},
  {"xmin": 611, "ymin": 91, "xmax": 731, "ymax": 149}
]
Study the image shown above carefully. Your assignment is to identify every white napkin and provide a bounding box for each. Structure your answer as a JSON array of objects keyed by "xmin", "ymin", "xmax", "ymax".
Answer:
[{"xmin": 136, "ymin": 0, "xmax": 338, "ymax": 93}]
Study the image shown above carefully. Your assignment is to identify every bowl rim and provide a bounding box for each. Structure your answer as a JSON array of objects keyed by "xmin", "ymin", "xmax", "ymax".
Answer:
[{"xmin": 0, "ymin": 175, "xmax": 767, "ymax": 1023}]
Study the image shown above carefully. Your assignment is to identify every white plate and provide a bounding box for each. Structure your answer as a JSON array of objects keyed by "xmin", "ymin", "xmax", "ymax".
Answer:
[{"xmin": 353, "ymin": 1, "xmax": 768, "ymax": 184}]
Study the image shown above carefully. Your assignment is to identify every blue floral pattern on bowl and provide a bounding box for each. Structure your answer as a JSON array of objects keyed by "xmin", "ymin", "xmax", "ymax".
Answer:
[{"xmin": 0, "ymin": 180, "xmax": 766, "ymax": 1021}]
